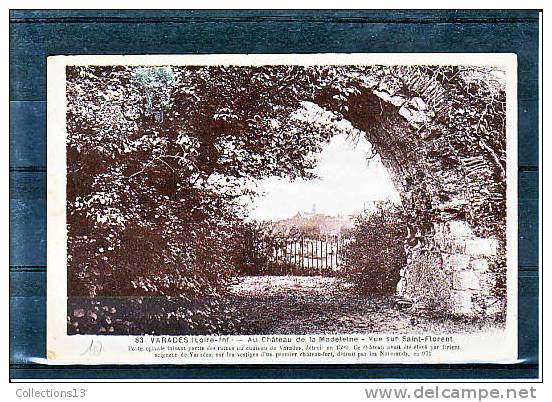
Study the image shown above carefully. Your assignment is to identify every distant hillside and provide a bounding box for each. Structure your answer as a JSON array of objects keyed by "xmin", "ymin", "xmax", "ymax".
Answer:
[{"xmin": 271, "ymin": 212, "xmax": 355, "ymax": 236}]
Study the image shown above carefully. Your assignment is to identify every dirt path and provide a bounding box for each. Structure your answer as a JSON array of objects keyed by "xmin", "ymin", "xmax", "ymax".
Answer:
[{"xmin": 227, "ymin": 276, "xmax": 500, "ymax": 335}]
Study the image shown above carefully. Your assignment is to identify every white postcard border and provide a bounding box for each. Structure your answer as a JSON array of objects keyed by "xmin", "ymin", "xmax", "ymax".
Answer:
[{"xmin": 47, "ymin": 53, "xmax": 518, "ymax": 365}]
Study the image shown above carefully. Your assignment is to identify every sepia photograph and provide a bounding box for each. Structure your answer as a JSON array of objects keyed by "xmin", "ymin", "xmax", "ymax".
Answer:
[
  {"xmin": 7, "ymin": 4, "xmax": 542, "ymax": 388},
  {"xmin": 46, "ymin": 54, "xmax": 518, "ymax": 364}
]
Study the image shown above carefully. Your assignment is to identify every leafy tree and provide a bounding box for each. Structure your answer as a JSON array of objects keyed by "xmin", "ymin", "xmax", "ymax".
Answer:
[
  {"xmin": 340, "ymin": 202, "xmax": 406, "ymax": 294},
  {"xmin": 65, "ymin": 65, "xmax": 339, "ymax": 334}
]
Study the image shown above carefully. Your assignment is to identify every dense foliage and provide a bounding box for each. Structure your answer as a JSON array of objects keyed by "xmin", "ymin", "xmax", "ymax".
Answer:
[
  {"xmin": 340, "ymin": 203, "xmax": 406, "ymax": 294},
  {"xmin": 66, "ymin": 66, "xmax": 339, "ymax": 334},
  {"xmin": 65, "ymin": 63, "xmax": 508, "ymax": 332}
]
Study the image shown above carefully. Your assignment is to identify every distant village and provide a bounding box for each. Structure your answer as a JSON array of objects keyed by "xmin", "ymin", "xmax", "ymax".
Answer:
[{"xmin": 270, "ymin": 204, "xmax": 355, "ymax": 237}]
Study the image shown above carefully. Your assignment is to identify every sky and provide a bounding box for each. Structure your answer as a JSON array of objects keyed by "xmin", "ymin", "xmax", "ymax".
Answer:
[{"xmin": 247, "ymin": 132, "xmax": 401, "ymax": 221}]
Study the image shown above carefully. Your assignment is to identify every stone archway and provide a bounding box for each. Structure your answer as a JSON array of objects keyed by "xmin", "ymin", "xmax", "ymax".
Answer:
[
  {"xmin": 136, "ymin": 64, "xmax": 508, "ymax": 318},
  {"xmin": 311, "ymin": 66, "xmax": 507, "ymax": 317}
]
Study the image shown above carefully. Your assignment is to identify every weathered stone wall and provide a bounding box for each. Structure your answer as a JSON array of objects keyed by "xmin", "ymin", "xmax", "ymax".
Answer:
[
  {"xmin": 147, "ymin": 65, "xmax": 507, "ymax": 318},
  {"xmin": 398, "ymin": 220, "xmax": 502, "ymax": 316},
  {"xmin": 329, "ymin": 66, "xmax": 507, "ymax": 317}
]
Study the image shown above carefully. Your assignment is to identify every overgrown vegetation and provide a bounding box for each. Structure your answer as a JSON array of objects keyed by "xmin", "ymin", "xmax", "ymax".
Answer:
[
  {"xmin": 339, "ymin": 202, "xmax": 406, "ymax": 294},
  {"xmin": 66, "ymin": 63, "xmax": 508, "ymax": 334},
  {"xmin": 66, "ymin": 66, "xmax": 335, "ymax": 335},
  {"xmin": 231, "ymin": 222, "xmax": 271, "ymax": 276}
]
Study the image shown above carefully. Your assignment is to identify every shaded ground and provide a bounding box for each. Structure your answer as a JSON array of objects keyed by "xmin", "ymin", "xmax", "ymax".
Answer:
[{"xmin": 227, "ymin": 276, "xmax": 502, "ymax": 335}]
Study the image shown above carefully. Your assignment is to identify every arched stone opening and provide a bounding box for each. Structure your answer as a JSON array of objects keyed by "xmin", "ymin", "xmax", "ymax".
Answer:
[
  {"xmin": 125, "ymin": 64, "xmax": 507, "ymax": 319},
  {"xmin": 309, "ymin": 67, "xmax": 507, "ymax": 317}
]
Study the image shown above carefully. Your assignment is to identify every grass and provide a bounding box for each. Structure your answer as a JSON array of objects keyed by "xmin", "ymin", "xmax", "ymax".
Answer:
[{"xmin": 225, "ymin": 275, "xmax": 505, "ymax": 335}]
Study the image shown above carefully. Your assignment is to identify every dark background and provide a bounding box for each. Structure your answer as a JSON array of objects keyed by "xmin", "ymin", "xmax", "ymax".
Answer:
[{"xmin": 9, "ymin": 9, "xmax": 540, "ymax": 380}]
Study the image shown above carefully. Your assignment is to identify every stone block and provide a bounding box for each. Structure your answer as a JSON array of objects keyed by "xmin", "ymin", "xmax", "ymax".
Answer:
[
  {"xmin": 465, "ymin": 238, "xmax": 498, "ymax": 256},
  {"xmin": 409, "ymin": 96, "xmax": 428, "ymax": 111},
  {"xmin": 377, "ymin": 76, "xmax": 402, "ymax": 95},
  {"xmin": 478, "ymin": 273, "xmax": 497, "ymax": 292},
  {"xmin": 447, "ymin": 220, "xmax": 474, "ymax": 238},
  {"xmin": 453, "ymin": 269, "xmax": 480, "ymax": 291},
  {"xmin": 450, "ymin": 290, "xmax": 473, "ymax": 316},
  {"xmin": 470, "ymin": 258, "xmax": 490, "ymax": 273},
  {"xmin": 398, "ymin": 106, "xmax": 430, "ymax": 123},
  {"xmin": 373, "ymin": 90, "xmax": 406, "ymax": 107},
  {"xmin": 443, "ymin": 253, "xmax": 471, "ymax": 272},
  {"xmin": 440, "ymin": 239, "xmax": 466, "ymax": 254},
  {"xmin": 396, "ymin": 277, "xmax": 406, "ymax": 294},
  {"xmin": 484, "ymin": 299, "xmax": 504, "ymax": 316}
]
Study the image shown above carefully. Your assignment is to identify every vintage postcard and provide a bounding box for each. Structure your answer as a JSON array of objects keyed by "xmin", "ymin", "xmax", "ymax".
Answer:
[{"xmin": 47, "ymin": 54, "xmax": 518, "ymax": 364}]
